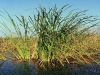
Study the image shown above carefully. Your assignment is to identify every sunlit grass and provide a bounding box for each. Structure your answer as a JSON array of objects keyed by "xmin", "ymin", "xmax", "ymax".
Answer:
[
  {"xmin": 28, "ymin": 5, "xmax": 100, "ymax": 66},
  {"xmin": 0, "ymin": 9, "xmax": 34, "ymax": 60},
  {"xmin": 0, "ymin": 37, "xmax": 38, "ymax": 60},
  {"xmin": 0, "ymin": 5, "xmax": 100, "ymax": 74}
]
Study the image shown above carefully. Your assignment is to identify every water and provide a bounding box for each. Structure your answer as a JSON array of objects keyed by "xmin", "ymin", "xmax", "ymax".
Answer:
[
  {"xmin": 0, "ymin": 58, "xmax": 100, "ymax": 75},
  {"xmin": 69, "ymin": 63, "xmax": 100, "ymax": 75},
  {"xmin": 0, "ymin": 58, "xmax": 35, "ymax": 75}
]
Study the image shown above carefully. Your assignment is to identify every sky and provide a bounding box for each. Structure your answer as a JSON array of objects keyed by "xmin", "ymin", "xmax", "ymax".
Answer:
[{"xmin": 0, "ymin": 0, "xmax": 100, "ymax": 36}]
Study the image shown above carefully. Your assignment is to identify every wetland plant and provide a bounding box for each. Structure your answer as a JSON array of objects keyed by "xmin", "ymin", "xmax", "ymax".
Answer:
[
  {"xmin": 0, "ymin": 5, "xmax": 100, "ymax": 75},
  {"xmin": 29, "ymin": 5, "xmax": 100, "ymax": 67}
]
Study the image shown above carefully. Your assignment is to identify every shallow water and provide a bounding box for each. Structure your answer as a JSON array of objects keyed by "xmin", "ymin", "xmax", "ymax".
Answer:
[
  {"xmin": 0, "ymin": 59, "xmax": 100, "ymax": 75},
  {"xmin": 69, "ymin": 63, "xmax": 100, "ymax": 75},
  {"xmin": 0, "ymin": 58, "xmax": 35, "ymax": 75}
]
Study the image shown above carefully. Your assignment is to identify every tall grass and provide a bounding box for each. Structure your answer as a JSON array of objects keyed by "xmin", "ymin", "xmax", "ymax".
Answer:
[
  {"xmin": 29, "ymin": 5, "xmax": 100, "ymax": 67},
  {"xmin": 0, "ymin": 5, "xmax": 100, "ymax": 71},
  {"xmin": 0, "ymin": 9, "xmax": 32, "ymax": 60},
  {"xmin": 0, "ymin": 37, "xmax": 9, "ymax": 60}
]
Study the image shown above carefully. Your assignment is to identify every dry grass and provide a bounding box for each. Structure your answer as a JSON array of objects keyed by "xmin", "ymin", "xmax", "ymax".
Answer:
[
  {"xmin": 0, "ymin": 5, "xmax": 100, "ymax": 66},
  {"xmin": 0, "ymin": 34, "xmax": 100, "ymax": 64},
  {"xmin": 0, "ymin": 37, "xmax": 38, "ymax": 60},
  {"xmin": 65, "ymin": 34, "xmax": 100, "ymax": 64}
]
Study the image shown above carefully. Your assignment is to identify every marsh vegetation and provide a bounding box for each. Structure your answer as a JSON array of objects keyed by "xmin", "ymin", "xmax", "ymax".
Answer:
[{"xmin": 0, "ymin": 5, "xmax": 100, "ymax": 75}]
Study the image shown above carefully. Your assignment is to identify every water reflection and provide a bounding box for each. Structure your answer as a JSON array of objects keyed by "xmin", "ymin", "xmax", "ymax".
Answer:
[
  {"xmin": 0, "ymin": 58, "xmax": 34, "ymax": 75},
  {"xmin": 0, "ymin": 58, "xmax": 100, "ymax": 75}
]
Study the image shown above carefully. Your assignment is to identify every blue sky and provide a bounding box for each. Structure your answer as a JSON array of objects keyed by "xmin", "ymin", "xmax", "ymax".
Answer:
[
  {"xmin": 0, "ymin": 0, "xmax": 100, "ymax": 36},
  {"xmin": 0, "ymin": 0, "xmax": 99, "ymax": 16}
]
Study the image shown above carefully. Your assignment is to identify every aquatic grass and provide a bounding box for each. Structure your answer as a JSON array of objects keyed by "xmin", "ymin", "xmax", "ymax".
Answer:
[
  {"xmin": 0, "ymin": 10, "xmax": 31, "ymax": 60},
  {"xmin": 29, "ymin": 5, "xmax": 100, "ymax": 67},
  {"xmin": 0, "ymin": 5, "xmax": 100, "ymax": 74},
  {"xmin": 0, "ymin": 53, "xmax": 6, "ymax": 60},
  {"xmin": 0, "ymin": 37, "xmax": 6, "ymax": 60}
]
